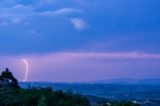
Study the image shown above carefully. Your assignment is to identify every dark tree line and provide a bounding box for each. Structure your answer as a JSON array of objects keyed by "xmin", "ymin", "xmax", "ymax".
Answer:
[{"xmin": 0, "ymin": 68, "xmax": 90, "ymax": 106}]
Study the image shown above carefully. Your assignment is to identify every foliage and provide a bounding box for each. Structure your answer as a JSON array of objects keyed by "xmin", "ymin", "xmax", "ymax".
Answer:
[
  {"xmin": 0, "ymin": 68, "xmax": 140, "ymax": 106},
  {"xmin": 0, "ymin": 68, "xmax": 90, "ymax": 106},
  {"xmin": 0, "ymin": 68, "xmax": 19, "ymax": 88}
]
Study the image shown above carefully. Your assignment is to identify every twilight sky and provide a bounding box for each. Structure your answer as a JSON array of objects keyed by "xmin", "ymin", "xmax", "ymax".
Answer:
[{"xmin": 0, "ymin": 0, "xmax": 160, "ymax": 82}]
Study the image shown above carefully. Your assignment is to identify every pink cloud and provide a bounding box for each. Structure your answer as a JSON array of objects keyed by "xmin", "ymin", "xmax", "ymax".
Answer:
[
  {"xmin": 1, "ymin": 52, "xmax": 160, "ymax": 82},
  {"xmin": 41, "ymin": 52, "xmax": 160, "ymax": 59}
]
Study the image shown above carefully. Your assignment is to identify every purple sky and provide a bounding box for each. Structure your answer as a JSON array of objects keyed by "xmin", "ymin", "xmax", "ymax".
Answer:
[
  {"xmin": 0, "ymin": 0, "xmax": 160, "ymax": 82},
  {"xmin": 0, "ymin": 52, "xmax": 160, "ymax": 82}
]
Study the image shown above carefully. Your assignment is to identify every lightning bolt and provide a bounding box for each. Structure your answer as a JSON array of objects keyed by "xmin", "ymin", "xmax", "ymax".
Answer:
[{"xmin": 22, "ymin": 59, "xmax": 29, "ymax": 82}]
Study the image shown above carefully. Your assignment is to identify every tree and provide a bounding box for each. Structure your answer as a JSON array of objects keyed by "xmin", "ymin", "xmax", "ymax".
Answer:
[
  {"xmin": 0, "ymin": 68, "xmax": 19, "ymax": 88},
  {"xmin": 38, "ymin": 95, "xmax": 47, "ymax": 106},
  {"xmin": 66, "ymin": 88, "xmax": 73, "ymax": 95}
]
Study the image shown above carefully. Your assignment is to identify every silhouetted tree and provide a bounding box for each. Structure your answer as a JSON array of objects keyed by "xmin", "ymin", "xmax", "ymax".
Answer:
[{"xmin": 0, "ymin": 68, "xmax": 19, "ymax": 88}]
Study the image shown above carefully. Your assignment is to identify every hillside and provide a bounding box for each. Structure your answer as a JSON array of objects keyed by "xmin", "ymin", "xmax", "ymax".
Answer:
[{"xmin": 0, "ymin": 68, "xmax": 140, "ymax": 106}]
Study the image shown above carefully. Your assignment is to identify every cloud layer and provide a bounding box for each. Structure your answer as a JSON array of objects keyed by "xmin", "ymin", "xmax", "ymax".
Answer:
[{"xmin": 1, "ymin": 52, "xmax": 160, "ymax": 82}]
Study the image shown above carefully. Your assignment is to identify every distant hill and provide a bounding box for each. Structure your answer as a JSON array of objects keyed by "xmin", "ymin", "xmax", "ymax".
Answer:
[
  {"xmin": 138, "ymin": 79, "xmax": 160, "ymax": 85},
  {"xmin": 86, "ymin": 78, "xmax": 160, "ymax": 85},
  {"xmin": 20, "ymin": 78, "xmax": 160, "ymax": 85},
  {"xmin": 86, "ymin": 78, "xmax": 138, "ymax": 84}
]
